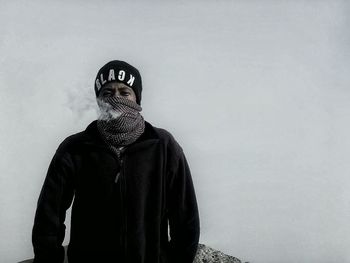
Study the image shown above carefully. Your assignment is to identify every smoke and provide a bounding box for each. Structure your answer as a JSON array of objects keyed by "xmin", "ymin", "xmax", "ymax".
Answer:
[
  {"xmin": 96, "ymin": 98, "xmax": 122, "ymax": 121},
  {"xmin": 63, "ymin": 83, "xmax": 100, "ymax": 123}
]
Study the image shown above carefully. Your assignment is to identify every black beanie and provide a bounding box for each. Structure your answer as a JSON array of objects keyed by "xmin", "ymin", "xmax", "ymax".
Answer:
[{"xmin": 94, "ymin": 60, "xmax": 142, "ymax": 105}]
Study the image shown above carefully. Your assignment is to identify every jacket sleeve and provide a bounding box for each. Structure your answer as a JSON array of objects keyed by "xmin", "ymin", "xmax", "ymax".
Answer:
[
  {"xmin": 32, "ymin": 150, "xmax": 75, "ymax": 263},
  {"xmin": 167, "ymin": 150, "xmax": 200, "ymax": 263}
]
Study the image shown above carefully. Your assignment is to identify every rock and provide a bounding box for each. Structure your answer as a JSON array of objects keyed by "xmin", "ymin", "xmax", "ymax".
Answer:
[{"xmin": 194, "ymin": 243, "xmax": 242, "ymax": 263}]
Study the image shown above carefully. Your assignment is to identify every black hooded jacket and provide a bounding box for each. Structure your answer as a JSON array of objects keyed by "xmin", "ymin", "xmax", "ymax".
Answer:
[{"xmin": 32, "ymin": 120, "xmax": 200, "ymax": 263}]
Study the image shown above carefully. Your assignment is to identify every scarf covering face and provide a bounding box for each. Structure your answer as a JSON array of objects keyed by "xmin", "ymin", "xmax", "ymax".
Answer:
[{"xmin": 96, "ymin": 96, "xmax": 145, "ymax": 148}]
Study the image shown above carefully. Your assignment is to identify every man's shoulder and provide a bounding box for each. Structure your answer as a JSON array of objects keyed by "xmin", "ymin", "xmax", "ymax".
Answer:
[
  {"xmin": 151, "ymin": 125, "xmax": 173, "ymax": 140},
  {"xmin": 55, "ymin": 121, "xmax": 99, "ymax": 154},
  {"xmin": 59, "ymin": 131, "xmax": 87, "ymax": 146},
  {"xmin": 147, "ymin": 122, "xmax": 183, "ymax": 154}
]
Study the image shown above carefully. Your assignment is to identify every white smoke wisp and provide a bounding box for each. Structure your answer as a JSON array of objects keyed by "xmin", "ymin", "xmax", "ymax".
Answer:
[{"xmin": 96, "ymin": 98, "xmax": 122, "ymax": 121}]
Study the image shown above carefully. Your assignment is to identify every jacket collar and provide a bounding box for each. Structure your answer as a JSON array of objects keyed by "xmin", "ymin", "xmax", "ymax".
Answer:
[{"xmin": 82, "ymin": 120, "xmax": 160, "ymax": 152}]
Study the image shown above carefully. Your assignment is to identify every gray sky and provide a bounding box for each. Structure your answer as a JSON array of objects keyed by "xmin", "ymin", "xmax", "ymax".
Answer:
[{"xmin": 1, "ymin": 1, "xmax": 350, "ymax": 262}]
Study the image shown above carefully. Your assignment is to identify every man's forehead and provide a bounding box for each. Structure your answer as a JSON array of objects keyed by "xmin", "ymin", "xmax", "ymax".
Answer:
[{"xmin": 103, "ymin": 82, "xmax": 133, "ymax": 90}]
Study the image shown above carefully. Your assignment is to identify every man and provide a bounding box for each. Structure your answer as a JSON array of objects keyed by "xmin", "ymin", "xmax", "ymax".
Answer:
[{"xmin": 32, "ymin": 60, "xmax": 200, "ymax": 263}]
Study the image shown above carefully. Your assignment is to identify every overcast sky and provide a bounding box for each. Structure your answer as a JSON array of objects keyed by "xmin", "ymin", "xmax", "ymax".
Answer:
[{"xmin": 1, "ymin": 1, "xmax": 350, "ymax": 262}]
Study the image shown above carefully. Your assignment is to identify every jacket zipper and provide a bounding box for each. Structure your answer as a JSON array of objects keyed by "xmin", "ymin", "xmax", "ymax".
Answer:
[
  {"xmin": 114, "ymin": 147, "xmax": 123, "ymax": 183},
  {"xmin": 119, "ymin": 150, "xmax": 128, "ymax": 262},
  {"xmin": 106, "ymin": 146, "xmax": 127, "ymax": 261}
]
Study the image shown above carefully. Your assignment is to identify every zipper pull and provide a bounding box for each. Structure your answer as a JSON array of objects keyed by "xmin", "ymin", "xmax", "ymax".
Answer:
[{"xmin": 115, "ymin": 172, "xmax": 120, "ymax": 183}]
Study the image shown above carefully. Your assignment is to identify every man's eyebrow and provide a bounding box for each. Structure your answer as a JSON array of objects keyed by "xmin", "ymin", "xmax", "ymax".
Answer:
[
  {"xmin": 102, "ymin": 86, "xmax": 114, "ymax": 90},
  {"xmin": 119, "ymin": 86, "xmax": 132, "ymax": 91}
]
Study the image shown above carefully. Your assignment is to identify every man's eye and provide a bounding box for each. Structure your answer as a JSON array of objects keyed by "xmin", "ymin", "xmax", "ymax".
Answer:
[
  {"xmin": 120, "ymin": 91, "xmax": 130, "ymax": 96},
  {"xmin": 102, "ymin": 90, "xmax": 113, "ymax": 96}
]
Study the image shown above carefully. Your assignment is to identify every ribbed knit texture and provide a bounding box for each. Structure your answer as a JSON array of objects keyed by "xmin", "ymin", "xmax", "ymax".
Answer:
[{"xmin": 96, "ymin": 96, "xmax": 145, "ymax": 149}]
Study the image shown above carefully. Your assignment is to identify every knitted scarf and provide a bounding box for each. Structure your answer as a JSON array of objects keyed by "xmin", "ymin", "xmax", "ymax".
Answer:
[{"xmin": 96, "ymin": 96, "xmax": 145, "ymax": 150}]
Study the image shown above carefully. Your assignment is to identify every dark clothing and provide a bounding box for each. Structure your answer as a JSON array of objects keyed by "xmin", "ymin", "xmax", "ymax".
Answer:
[{"xmin": 32, "ymin": 120, "xmax": 200, "ymax": 263}]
